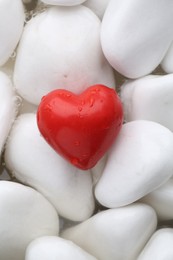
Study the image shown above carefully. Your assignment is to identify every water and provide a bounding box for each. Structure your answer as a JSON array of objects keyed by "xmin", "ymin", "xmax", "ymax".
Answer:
[
  {"xmin": 71, "ymin": 157, "xmax": 79, "ymax": 166},
  {"xmin": 89, "ymin": 98, "xmax": 94, "ymax": 107},
  {"xmin": 78, "ymin": 106, "xmax": 83, "ymax": 112},
  {"xmin": 74, "ymin": 141, "xmax": 80, "ymax": 147}
]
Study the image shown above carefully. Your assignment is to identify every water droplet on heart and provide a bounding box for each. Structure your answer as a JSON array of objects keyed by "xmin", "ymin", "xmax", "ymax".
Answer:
[
  {"xmin": 78, "ymin": 106, "xmax": 82, "ymax": 112},
  {"xmin": 45, "ymin": 104, "xmax": 52, "ymax": 112},
  {"xmin": 79, "ymin": 114, "xmax": 84, "ymax": 119},
  {"xmin": 66, "ymin": 94, "xmax": 71, "ymax": 98},
  {"xmin": 74, "ymin": 141, "xmax": 80, "ymax": 146},
  {"xmin": 104, "ymin": 125, "xmax": 110, "ymax": 130},
  {"xmin": 89, "ymin": 98, "xmax": 94, "ymax": 107},
  {"xmin": 71, "ymin": 158, "xmax": 79, "ymax": 166},
  {"xmin": 82, "ymin": 154, "xmax": 89, "ymax": 158}
]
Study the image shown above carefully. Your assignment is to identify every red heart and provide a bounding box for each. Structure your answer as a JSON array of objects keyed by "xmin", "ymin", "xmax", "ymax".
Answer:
[{"xmin": 37, "ymin": 85, "xmax": 123, "ymax": 170}]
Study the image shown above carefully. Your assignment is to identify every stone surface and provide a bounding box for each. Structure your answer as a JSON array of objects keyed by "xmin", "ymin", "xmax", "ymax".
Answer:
[
  {"xmin": 141, "ymin": 178, "xmax": 173, "ymax": 221},
  {"xmin": 25, "ymin": 236, "xmax": 97, "ymax": 260},
  {"xmin": 0, "ymin": 72, "xmax": 16, "ymax": 157},
  {"xmin": 101, "ymin": 0, "xmax": 173, "ymax": 78},
  {"xmin": 5, "ymin": 113, "xmax": 95, "ymax": 221},
  {"xmin": 62, "ymin": 203, "xmax": 157, "ymax": 260},
  {"xmin": 95, "ymin": 120, "xmax": 173, "ymax": 208},
  {"xmin": 0, "ymin": 0, "xmax": 24, "ymax": 66},
  {"xmin": 138, "ymin": 229, "xmax": 173, "ymax": 260},
  {"xmin": 0, "ymin": 181, "xmax": 59, "ymax": 260},
  {"xmin": 120, "ymin": 74, "xmax": 173, "ymax": 131}
]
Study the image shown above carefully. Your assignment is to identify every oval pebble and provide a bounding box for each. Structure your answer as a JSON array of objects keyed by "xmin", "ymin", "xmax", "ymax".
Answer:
[
  {"xmin": 141, "ymin": 178, "xmax": 173, "ymax": 221},
  {"xmin": 4, "ymin": 113, "xmax": 95, "ymax": 221},
  {"xmin": 41, "ymin": 0, "xmax": 86, "ymax": 5},
  {"xmin": 83, "ymin": 0, "xmax": 110, "ymax": 19},
  {"xmin": 0, "ymin": 181, "xmax": 59, "ymax": 260},
  {"xmin": 14, "ymin": 6, "xmax": 115, "ymax": 105},
  {"xmin": 0, "ymin": 72, "xmax": 16, "ymax": 157},
  {"xmin": 101, "ymin": 0, "xmax": 173, "ymax": 78},
  {"xmin": 120, "ymin": 74, "xmax": 173, "ymax": 131},
  {"xmin": 138, "ymin": 229, "xmax": 173, "ymax": 260},
  {"xmin": 25, "ymin": 236, "xmax": 97, "ymax": 260},
  {"xmin": 0, "ymin": 0, "xmax": 25, "ymax": 66},
  {"xmin": 61, "ymin": 203, "xmax": 157, "ymax": 260},
  {"xmin": 95, "ymin": 120, "xmax": 173, "ymax": 208}
]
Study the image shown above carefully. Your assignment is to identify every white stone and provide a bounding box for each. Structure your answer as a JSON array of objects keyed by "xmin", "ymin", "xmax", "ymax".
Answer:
[
  {"xmin": 141, "ymin": 178, "xmax": 173, "ymax": 221},
  {"xmin": 0, "ymin": 0, "xmax": 25, "ymax": 66},
  {"xmin": 62, "ymin": 203, "xmax": 157, "ymax": 260},
  {"xmin": 41, "ymin": 0, "xmax": 86, "ymax": 6},
  {"xmin": 91, "ymin": 155, "xmax": 107, "ymax": 186},
  {"xmin": 5, "ymin": 113, "xmax": 95, "ymax": 221},
  {"xmin": 120, "ymin": 74, "xmax": 173, "ymax": 132},
  {"xmin": 25, "ymin": 236, "xmax": 97, "ymax": 260},
  {"xmin": 0, "ymin": 181, "xmax": 59, "ymax": 260},
  {"xmin": 101, "ymin": 0, "xmax": 173, "ymax": 78},
  {"xmin": 138, "ymin": 229, "xmax": 173, "ymax": 260},
  {"xmin": 0, "ymin": 71, "xmax": 16, "ymax": 157},
  {"xmin": 14, "ymin": 6, "xmax": 115, "ymax": 105},
  {"xmin": 83, "ymin": 0, "xmax": 110, "ymax": 19},
  {"xmin": 95, "ymin": 120, "xmax": 173, "ymax": 208},
  {"xmin": 161, "ymin": 41, "xmax": 173, "ymax": 73}
]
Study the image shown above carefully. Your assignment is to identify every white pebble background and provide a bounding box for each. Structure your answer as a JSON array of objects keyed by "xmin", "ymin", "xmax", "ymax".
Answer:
[{"xmin": 1, "ymin": 0, "xmax": 173, "ymax": 259}]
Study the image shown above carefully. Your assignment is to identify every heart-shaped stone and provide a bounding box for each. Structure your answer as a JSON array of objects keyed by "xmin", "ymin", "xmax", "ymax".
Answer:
[{"xmin": 37, "ymin": 85, "xmax": 123, "ymax": 170}]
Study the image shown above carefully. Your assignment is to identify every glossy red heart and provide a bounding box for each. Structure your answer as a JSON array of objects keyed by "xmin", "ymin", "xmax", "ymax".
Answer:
[{"xmin": 37, "ymin": 85, "xmax": 123, "ymax": 170}]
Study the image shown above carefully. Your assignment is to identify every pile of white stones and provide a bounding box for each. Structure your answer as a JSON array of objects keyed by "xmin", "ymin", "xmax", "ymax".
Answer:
[{"xmin": 1, "ymin": 0, "xmax": 173, "ymax": 259}]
